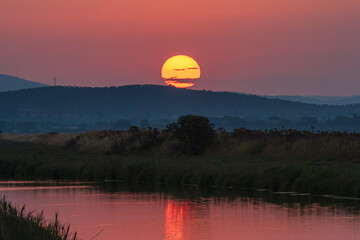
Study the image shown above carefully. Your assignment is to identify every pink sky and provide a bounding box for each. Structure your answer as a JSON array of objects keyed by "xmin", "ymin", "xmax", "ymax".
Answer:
[{"xmin": 1, "ymin": 0, "xmax": 360, "ymax": 95}]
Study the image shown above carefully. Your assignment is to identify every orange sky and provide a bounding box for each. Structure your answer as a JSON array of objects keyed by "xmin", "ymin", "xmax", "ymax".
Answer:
[{"xmin": 1, "ymin": 0, "xmax": 360, "ymax": 95}]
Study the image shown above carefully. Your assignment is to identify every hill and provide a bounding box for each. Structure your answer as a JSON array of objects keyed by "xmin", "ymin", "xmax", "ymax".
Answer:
[
  {"xmin": 0, "ymin": 74, "xmax": 48, "ymax": 92},
  {"xmin": 1, "ymin": 85, "xmax": 360, "ymax": 123},
  {"xmin": 267, "ymin": 95, "xmax": 360, "ymax": 105}
]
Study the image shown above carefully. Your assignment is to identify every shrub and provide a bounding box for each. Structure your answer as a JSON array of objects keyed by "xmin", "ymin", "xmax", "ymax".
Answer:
[{"xmin": 167, "ymin": 115, "xmax": 215, "ymax": 155}]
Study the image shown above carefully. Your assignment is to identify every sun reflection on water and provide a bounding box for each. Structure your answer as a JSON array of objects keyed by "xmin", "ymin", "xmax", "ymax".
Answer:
[{"xmin": 165, "ymin": 200, "xmax": 190, "ymax": 240}]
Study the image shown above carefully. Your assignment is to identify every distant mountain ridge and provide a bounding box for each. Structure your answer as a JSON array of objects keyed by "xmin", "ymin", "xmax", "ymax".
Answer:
[
  {"xmin": 1, "ymin": 85, "xmax": 360, "ymax": 123},
  {"xmin": 2, "ymin": 74, "xmax": 360, "ymax": 106},
  {"xmin": 266, "ymin": 95, "xmax": 360, "ymax": 105},
  {"xmin": 0, "ymin": 74, "xmax": 48, "ymax": 92}
]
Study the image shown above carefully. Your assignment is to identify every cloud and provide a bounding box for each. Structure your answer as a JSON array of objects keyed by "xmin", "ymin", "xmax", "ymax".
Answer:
[
  {"xmin": 172, "ymin": 67, "xmax": 199, "ymax": 71},
  {"xmin": 164, "ymin": 80, "xmax": 195, "ymax": 88}
]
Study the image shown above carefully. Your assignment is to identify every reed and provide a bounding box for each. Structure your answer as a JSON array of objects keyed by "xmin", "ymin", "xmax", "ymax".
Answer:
[
  {"xmin": 1, "ymin": 128, "xmax": 360, "ymax": 197},
  {"xmin": 0, "ymin": 197, "xmax": 78, "ymax": 240}
]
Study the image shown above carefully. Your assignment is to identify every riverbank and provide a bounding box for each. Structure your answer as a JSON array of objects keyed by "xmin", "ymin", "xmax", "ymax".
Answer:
[
  {"xmin": 1, "ymin": 129, "xmax": 360, "ymax": 197},
  {"xmin": 0, "ymin": 197, "xmax": 77, "ymax": 240}
]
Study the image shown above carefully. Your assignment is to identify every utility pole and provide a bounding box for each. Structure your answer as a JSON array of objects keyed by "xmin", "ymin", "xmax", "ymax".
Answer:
[{"xmin": 54, "ymin": 77, "xmax": 57, "ymax": 86}]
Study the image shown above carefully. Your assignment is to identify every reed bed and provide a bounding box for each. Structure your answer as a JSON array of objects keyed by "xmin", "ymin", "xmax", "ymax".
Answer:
[
  {"xmin": 1, "ymin": 128, "xmax": 360, "ymax": 197},
  {"xmin": 0, "ymin": 197, "xmax": 77, "ymax": 240}
]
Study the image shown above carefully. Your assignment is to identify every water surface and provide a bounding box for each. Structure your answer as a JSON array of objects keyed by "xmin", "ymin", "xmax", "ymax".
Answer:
[{"xmin": 1, "ymin": 181, "xmax": 360, "ymax": 240}]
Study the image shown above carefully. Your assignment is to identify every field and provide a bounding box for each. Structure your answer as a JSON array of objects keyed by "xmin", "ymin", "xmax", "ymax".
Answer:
[{"xmin": 1, "ymin": 128, "xmax": 360, "ymax": 197}]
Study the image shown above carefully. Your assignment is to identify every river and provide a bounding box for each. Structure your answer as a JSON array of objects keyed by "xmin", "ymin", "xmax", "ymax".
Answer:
[{"xmin": 1, "ymin": 181, "xmax": 359, "ymax": 240}]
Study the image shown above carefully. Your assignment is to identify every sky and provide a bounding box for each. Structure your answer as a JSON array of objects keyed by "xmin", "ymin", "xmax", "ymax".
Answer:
[{"xmin": 1, "ymin": 0, "xmax": 360, "ymax": 96}]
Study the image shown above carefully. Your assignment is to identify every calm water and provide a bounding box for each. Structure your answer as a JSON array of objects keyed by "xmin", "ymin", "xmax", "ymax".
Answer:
[{"xmin": 1, "ymin": 181, "xmax": 360, "ymax": 240}]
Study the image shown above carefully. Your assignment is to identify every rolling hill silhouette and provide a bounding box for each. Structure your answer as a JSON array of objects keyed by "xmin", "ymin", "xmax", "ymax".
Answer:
[
  {"xmin": 267, "ymin": 95, "xmax": 360, "ymax": 105},
  {"xmin": 1, "ymin": 85, "xmax": 360, "ymax": 122},
  {"xmin": 0, "ymin": 74, "xmax": 48, "ymax": 92}
]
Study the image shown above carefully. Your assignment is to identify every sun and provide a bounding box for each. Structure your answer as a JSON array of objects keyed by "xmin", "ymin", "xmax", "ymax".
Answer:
[{"xmin": 161, "ymin": 55, "xmax": 201, "ymax": 88}]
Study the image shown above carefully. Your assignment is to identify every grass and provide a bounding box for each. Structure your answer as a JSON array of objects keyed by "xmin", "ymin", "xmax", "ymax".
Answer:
[
  {"xmin": 1, "ymin": 128, "xmax": 360, "ymax": 197},
  {"xmin": 0, "ymin": 197, "xmax": 77, "ymax": 240}
]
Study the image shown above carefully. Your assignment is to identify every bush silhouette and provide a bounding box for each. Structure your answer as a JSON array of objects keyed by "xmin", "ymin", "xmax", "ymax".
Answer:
[{"xmin": 167, "ymin": 115, "xmax": 215, "ymax": 155}]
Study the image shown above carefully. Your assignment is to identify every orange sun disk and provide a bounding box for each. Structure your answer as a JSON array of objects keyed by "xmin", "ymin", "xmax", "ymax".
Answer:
[{"xmin": 161, "ymin": 55, "xmax": 201, "ymax": 88}]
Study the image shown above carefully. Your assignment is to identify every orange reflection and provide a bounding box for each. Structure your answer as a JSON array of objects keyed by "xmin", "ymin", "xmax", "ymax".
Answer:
[{"xmin": 165, "ymin": 200, "xmax": 190, "ymax": 240}]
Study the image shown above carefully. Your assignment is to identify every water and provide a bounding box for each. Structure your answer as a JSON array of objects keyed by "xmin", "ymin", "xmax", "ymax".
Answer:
[{"xmin": 1, "ymin": 181, "xmax": 360, "ymax": 240}]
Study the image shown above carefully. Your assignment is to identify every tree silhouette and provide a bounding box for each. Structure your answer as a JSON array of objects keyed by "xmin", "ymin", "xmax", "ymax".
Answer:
[{"xmin": 167, "ymin": 115, "xmax": 215, "ymax": 155}]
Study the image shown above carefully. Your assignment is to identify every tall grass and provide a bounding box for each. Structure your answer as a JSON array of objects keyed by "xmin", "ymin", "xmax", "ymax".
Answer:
[
  {"xmin": 0, "ymin": 197, "xmax": 78, "ymax": 240},
  {"xmin": 1, "ymin": 128, "xmax": 360, "ymax": 197}
]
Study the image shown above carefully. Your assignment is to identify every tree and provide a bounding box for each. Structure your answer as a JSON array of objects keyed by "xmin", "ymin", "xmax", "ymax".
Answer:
[{"xmin": 167, "ymin": 115, "xmax": 215, "ymax": 155}]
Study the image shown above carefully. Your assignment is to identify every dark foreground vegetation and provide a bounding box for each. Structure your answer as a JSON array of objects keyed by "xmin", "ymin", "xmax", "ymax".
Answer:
[
  {"xmin": 0, "ymin": 197, "xmax": 77, "ymax": 240},
  {"xmin": 1, "ymin": 115, "xmax": 360, "ymax": 197}
]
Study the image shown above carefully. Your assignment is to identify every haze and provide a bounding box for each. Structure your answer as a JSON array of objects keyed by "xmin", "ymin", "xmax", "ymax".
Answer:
[{"xmin": 1, "ymin": 0, "xmax": 360, "ymax": 95}]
